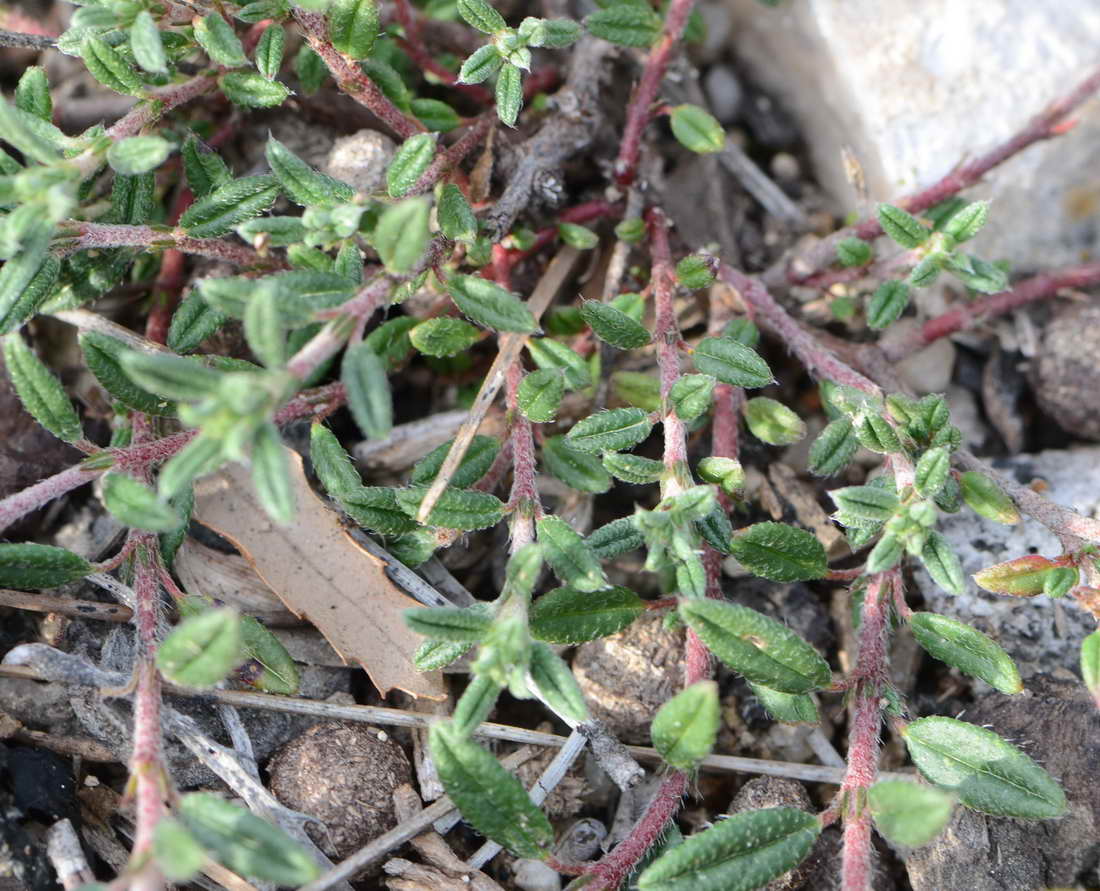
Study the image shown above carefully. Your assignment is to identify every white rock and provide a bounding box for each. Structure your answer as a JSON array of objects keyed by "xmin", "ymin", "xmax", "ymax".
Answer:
[
  {"xmin": 723, "ymin": 0, "xmax": 1100, "ymax": 268},
  {"xmin": 915, "ymin": 447, "xmax": 1100, "ymax": 677},
  {"xmin": 513, "ymin": 859, "xmax": 562, "ymax": 891},
  {"xmin": 324, "ymin": 130, "xmax": 396, "ymax": 195}
]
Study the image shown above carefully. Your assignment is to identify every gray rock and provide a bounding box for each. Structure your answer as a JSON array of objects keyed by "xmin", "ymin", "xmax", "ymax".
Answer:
[
  {"xmin": 704, "ymin": 64, "xmax": 744, "ymax": 124},
  {"xmin": 1031, "ymin": 301, "xmax": 1100, "ymax": 441},
  {"xmin": 915, "ymin": 447, "xmax": 1100, "ymax": 677},
  {"xmin": 906, "ymin": 675, "xmax": 1100, "ymax": 891},
  {"xmin": 723, "ymin": 0, "xmax": 1100, "ymax": 268},
  {"xmin": 324, "ymin": 130, "xmax": 396, "ymax": 195}
]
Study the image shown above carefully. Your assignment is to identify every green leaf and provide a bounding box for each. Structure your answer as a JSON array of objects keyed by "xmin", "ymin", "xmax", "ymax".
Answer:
[
  {"xmin": 836, "ymin": 236, "xmax": 872, "ymax": 267},
  {"xmin": 651, "ymin": 680, "xmax": 719, "ymax": 770},
  {"xmin": 530, "ymin": 585, "xmax": 644, "ymax": 643},
  {"xmin": 694, "ymin": 503, "xmax": 734, "ymax": 556},
  {"xmin": 118, "ymin": 351, "xmax": 220, "ymax": 402},
  {"xmin": 527, "ymin": 337, "xmax": 590, "ymax": 390},
  {"xmin": 0, "ymin": 100, "xmax": 64, "ymax": 165},
  {"xmin": 748, "ymin": 682, "xmax": 819, "ymax": 724},
  {"xmin": 437, "ymin": 183, "xmax": 477, "ymax": 241},
  {"xmin": 612, "ymin": 370, "xmax": 660, "ymax": 411},
  {"xmin": 854, "ymin": 413, "xmax": 902, "ymax": 454},
  {"xmin": 908, "ymin": 255, "xmax": 942, "ymax": 289},
  {"xmin": 239, "ymin": 614, "xmax": 299, "ymax": 694},
  {"xmin": 181, "ymin": 137, "xmax": 232, "ymax": 198},
  {"xmin": 415, "ymin": 638, "xmax": 473, "ymax": 671},
  {"xmin": 584, "ymin": 5, "xmax": 662, "ymax": 47},
  {"xmin": 179, "ymin": 175, "xmax": 280, "ymax": 237},
  {"xmin": 728, "ymin": 522, "xmax": 826, "ymax": 582},
  {"xmin": 669, "ymin": 105, "xmax": 725, "ymax": 154},
  {"xmin": 328, "ymin": 0, "xmax": 379, "ymax": 59},
  {"xmin": 676, "ymin": 254, "xmax": 717, "ymax": 290},
  {"xmin": 537, "ymin": 514, "xmax": 608, "ymax": 592},
  {"xmin": 959, "ymin": 471, "xmax": 1020, "ymax": 525},
  {"xmin": 430, "ymin": 723, "xmax": 554, "ymax": 858},
  {"xmin": 396, "ymin": 486, "xmax": 504, "ymax": 530},
  {"xmin": 808, "ymin": 418, "xmax": 857, "ymax": 477},
  {"xmin": 915, "ymin": 446, "xmax": 950, "ymax": 497},
  {"xmin": 1081, "ymin": 631, "xmax": 1100, "ymax": 702},
  {"xmin": 242, "ymin": 289, "xmax": 285, "ymax": 368},
  {"xmin": 517, "ymin": 367, "xmax": 564, "ymax": 423},
  {"xmin": 541, "ymin": 434, "xmax": 612, "ymax": 493},
  {"xmin": 866, "ymin": 532, "xmax": 903, "ymax": 573},
  {"xmin": 157, "ymin": 608, "xmax": 243, "ymax": 687},
  {"xmin": 693, "ymin": 337, "xmax": 773, "ymax": 388},
  {"xmin": 254, "ymin": 24, "xmax": 285, "ymax": 79},
  {"xmin": 972, "ymin": 555, "xmax": 1062, "ymax": 596},
  {"xmin": 15, "ymin": 67, "xmax": 51, "ymax": 121},
  {"xmin": 558, "ymin": 222, "xmax": 599, "ymax": 250},
  {"xmin": 910, "ymin": 611, "xmax": 1021, "ymax": 694},
  {"xmin": 495, "ymin": 63, "xmax": 523, "ymax": 128},
  {"xmin": 0, "ymin": 251, "xmax": 59, "ymax": 336},
  {"xmin": 410, "ymin": 435, "xmax": 499, "ymax": 488},
  {"xmin": 195, "ymin": 13, "xmax": 247, "ymax": 67},
  {"xmin": 448, "ymin": 275, "xmax": 537, "ymax": 333},
  {"xmin": 529, "ymin": 641, "xmax": 589, "ymax": 723},
  {"xmin": 580, "ymin": 300, "xmax": 651, "ymax": 350},
  {"xmin": 679, "ymin": 598, "xmax": 831, "ymax": 694},
  {"xmin": 696, "ymin": 456, "xmax": 744, "ymax": 496},
  {"xmin": 82, "ymin": 36, "xmax": 141, "ymax": 95},
  {"xmin": 947, "ymin": 253, "xmax": 1009, "ymax": 294},
  {"xmin": 179, "ymin": 792, "xmax": 321, "ymax": 884},
  {"xmin": 266, "ymin": 136, "xmax": 353, "ymax": 206},
  {"xmin": 868, "ymin": 781, "xmax": 954, "ymax": 847},
  {"xmin": 107, "ymin": 135, "xmax": 171, "ymax": 176},
  {"xmin": 584, "ymin": 518, "xmax": 643, "ymax": 561},
  {"xmin": 81, "ymin": 332, "xmax": 176, "ymax": 416},
  {"xmin": 867, "ymin": 280, "xmax": 910, "ymax": 329},
  {"xmin": 1043, "ymin": 566, "xmax": 1077, "ymax": 599},
  {"xmin": 343, "ymin": 341, "xmax": 393, "ymax": 440},
  {"xmin": 2, "ymin": 334, "xmax": 82, "ymax": 443},
  {"xmin": 310, "ymin": 421, "xmax": 366, "ymax": 497},
  {"xmin": 602, "ymin": 452, "xmax": 664, "ymax": 484},
  {"xmin": 829, "ymin": 485, "xmax": 898, "ymax": 522},
  {"xmin": 373, "ymin": 196, "xmax": 430, "ymax": 273},
  {"xmin": 387, "ymin": 133, "xmax": 436, "ymax": 198},
  {"xmin": 409, "ymin": 317, "xmax": 480, "ymax": 358},
  {"xmin": 219, "ymin": 71, "xmax": 290, "ymax": 107},
  {"xmin": 153, "ymin": 817, "xmax": 205, "ymax": 882},
  {"xmin": 406, "ymin": 604, "xmax": 493, "ymax": 641},
  {"xmin": 877, "ymin": 203, "xmax": 930, "ymax": 249},
  {"xmin": 743, "ymin": 397, "xmax": 805, "ymax": 446},
  {"xmin": 457, "ymin": 0, "xmax": 507, "ymax": 32},
  {"xmin": 251, "ymin": 423, "xmax": 295, "ymax": 525},
  {"xmin": 453, "ymin": 674, "xmax": 502, "ymax": 736},
  {"xmin": 941, "ymin": 201, "xmax": 988, "ymax": 243},
  {"xmin": 902, "ymin": 716, "xmax": 1066, "ymax": 819},
  {"xmin": 411, "ymin": 97, "xmax": 461, "ymax": 132},
  {"xmin": 458, "ymin": 44, "xmax": 503, "ymax": 85},
  {"xmin": 615, "ymin": 218, "xmax": 646, "ymax": 244},
  {"xmin": 668, "ymin": 374, "xmax": 714, "ymax": 421},
  {"xmin": 102, "ymin": 473, "xmax": 182, "ymax": 532},
  {"xmin": 920, "ymin": 531, "xmax": 964, "ymax": 595},
  {"xmin": 157, "ymin": 435, "xmax": 224, "ymax": 501},
  {"xmin": 566, "ymin": 407, "xmax": 652, "ymax": 454},
  {"xmin": 637, "ymin": 807, "xmax": 820, "ymax": 891},
  {"xmin": 518, "ymin": 16, "xmax": 582, "ymax": 47},
  {"xmin": 0, "ymin": 543, "xmax": 93, "ymax": 589}
]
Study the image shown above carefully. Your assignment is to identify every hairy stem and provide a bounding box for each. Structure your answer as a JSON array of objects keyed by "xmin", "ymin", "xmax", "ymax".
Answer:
[
  {"xmin": 294, "ymin": 9, "xmax": 424, "ymax": 140},
  {"xmin": 61, "ymin": 223, "xmax": 277, "ymax": 269},
  {"xmin": 614, "ymin": 0, "xmax": 698, "ymax": 184}
]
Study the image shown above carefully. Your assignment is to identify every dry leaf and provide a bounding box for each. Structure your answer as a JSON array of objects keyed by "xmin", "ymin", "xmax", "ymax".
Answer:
[
  {"xmin": 192, "ymin": 449, "xmax": 446, "ymax": 700},
  {"xmin": 174, "ymin": 538, "xmax": 299, "ymax": 626}
]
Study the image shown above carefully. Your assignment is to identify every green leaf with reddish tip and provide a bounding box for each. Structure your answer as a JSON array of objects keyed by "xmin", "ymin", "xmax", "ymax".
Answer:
[
  {"xmin": 973, "ymin": 555, "xmax": 1063, "ymax": 596},
  {"xmin": 910, "ymin": 611, "xmax": 1021, "ymax": 694},
  {"xmin": 530, "ymin": 585, "xmax": 645, "ymax": 644},
  {"xmin": 903, "ymin": 716, "xmax": 1066, "ymax": 819},
  {"xmin": 679, "ymin": 598, "xmax": 831, "ymax": 693},
  {"xmin": 637, "ymin": 807, "xmax": 820, "ymax": 891},
  {"xmin": 430, "ymin": 723, "xmax": 554, "ymax": 858}
]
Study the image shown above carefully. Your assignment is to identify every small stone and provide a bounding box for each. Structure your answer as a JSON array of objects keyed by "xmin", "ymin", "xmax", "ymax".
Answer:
[
  {"xmin": 1032, "ymin": 302, "xmax": 1100, "ymax": 441},
  {"xmin": 268, "ymin": 722, "xmax": 412, "ymax": 858},
  {"xmin": 704, "ymin": 64, "xmax": 744, "ymax": 124},
  {"xmin": 572, "ymin": 612, "xmax": 685, "ymax": 744},
  {"xmin": 324, "ymin": 130, "xmax": 397, "ymax": 196},
  {"xmin": 891, "ymin": 319, "xmax": 957, "ymax": 394},
  {"xmin": 513, "ymin": 858, "xmax": 562, "ymax": 891},
  {"xmin": 769, "ymin": 152, "xmax": 800, "ymax": 182}
]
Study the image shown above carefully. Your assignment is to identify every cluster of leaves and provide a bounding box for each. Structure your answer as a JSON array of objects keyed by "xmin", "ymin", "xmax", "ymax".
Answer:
[{"xmin": 832, "ymin": 200, "xmax": 1010, "ymax": 329}]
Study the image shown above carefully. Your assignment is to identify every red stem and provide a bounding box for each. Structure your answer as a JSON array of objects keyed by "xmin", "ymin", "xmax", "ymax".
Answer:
[
  {"xmin": 392, "ymin": 0, "xmax": 494, "ymax": 105},
  {"xmin": 294, "ymin": 9, "xmax": 425, "ymax": 140},
  {"xmin": 145, "ymin": 188, "xmax": 195, "ymax": 346},
  {"xmin": 410, "ymin": 114, "xmax": 495, "ymax": 195},
  {"xmin": 883, "ymin": 262, "xmax": 1100, "ymax": 361},
  {"xmin": 66, "ymin": 223, "xmax": 276, "ymax": 269},
  {"xmin": 614, "ymin": 0, "xmax": 698, "ymax": 185}
]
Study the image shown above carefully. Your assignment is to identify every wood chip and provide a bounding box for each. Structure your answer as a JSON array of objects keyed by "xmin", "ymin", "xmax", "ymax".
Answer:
[{"xmin": 192, "ymin": 450, "xmax": 446, "ymax": 700}]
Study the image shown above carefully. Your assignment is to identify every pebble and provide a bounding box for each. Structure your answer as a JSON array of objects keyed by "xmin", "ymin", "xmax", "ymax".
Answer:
[
  {"xmin": 704, "ymin": 64, "xmax": 744, "ymax": 124},
  {"xmin": 324, "ymin": 130, "xmax": 397, "ymax": 196},
  {"xmin": 1031, "ymin": 301, "xmax": 1100, "ymax": 441}
]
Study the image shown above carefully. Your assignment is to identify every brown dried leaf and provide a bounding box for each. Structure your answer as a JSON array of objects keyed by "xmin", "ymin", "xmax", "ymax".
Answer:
[{"xmin": 192, "ymin": 450, "xmax": 446, "ymax": 700}]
